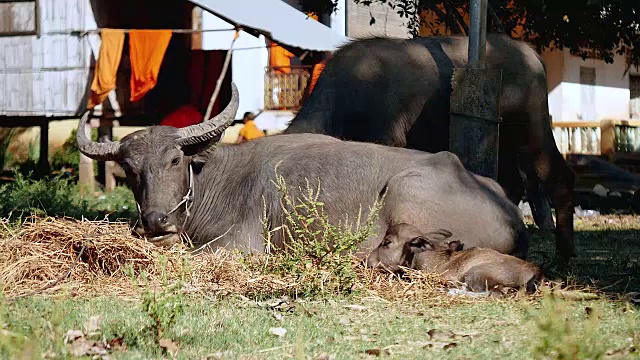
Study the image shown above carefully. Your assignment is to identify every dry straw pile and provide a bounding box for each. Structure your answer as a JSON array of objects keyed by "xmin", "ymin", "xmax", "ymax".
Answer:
[
  {"xmin": 0, "ymin": 217, "xmax": 537, "ymax": 304},
  {"xmin": 0, "ymin": 217, "xmax": 181, "ymax": 298}
]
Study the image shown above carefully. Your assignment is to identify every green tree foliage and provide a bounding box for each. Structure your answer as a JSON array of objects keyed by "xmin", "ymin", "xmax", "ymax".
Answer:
[{"xmin": 296, "ymin": 0, "xmax": 640, "ymax": 68}]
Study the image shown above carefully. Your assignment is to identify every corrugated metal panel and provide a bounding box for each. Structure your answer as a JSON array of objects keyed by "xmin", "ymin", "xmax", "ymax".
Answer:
[
  {"xmin": 0, "ymin": 0, "xmax": 92, "ymax": 117},
  {"xmin": 188, "ymin": 0, "xmax": 351, "ymax": 51},
  {"xmin": 346, "ymin": 0, "xmax": 411, "ymax": 39}
]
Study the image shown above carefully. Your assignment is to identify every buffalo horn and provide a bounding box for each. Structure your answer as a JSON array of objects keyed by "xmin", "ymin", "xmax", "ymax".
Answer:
[
  {"xmin": 176, "ymin": 82, "xmax": 239, "ymax": 146},
  {"xmin": 76, "ymin": 110, "xmax": 122, "ymax": 161}
]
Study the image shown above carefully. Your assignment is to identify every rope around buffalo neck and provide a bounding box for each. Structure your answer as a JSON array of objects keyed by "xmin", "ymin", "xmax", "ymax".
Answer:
[
  {"xmin": 135, "ymin": 163, "xmax": 195, "ymax": 229},
  {"xmin": 167, "ymin": 163, "xmax": 195, "ymax": 220}
]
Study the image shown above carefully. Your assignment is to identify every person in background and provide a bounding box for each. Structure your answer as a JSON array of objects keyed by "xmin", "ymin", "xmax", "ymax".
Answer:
[{"xmin": 237, "ymin": 112, "xmax": 265, "ymax": 143}]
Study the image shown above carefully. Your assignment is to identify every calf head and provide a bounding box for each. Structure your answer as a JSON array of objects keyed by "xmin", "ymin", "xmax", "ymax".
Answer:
[
  {"xmin": 76, "ymin": 83, "xmax": 239, "ymax": 246},
  {"xmin": 366, "ymin": 223, "xmax": 455, "ymax": 272}
]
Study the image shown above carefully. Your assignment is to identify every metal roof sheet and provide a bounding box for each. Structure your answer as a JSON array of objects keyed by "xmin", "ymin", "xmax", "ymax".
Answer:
[{"xmin": 188, "ymin": 0, "xmax": 351, "ymax": 51}]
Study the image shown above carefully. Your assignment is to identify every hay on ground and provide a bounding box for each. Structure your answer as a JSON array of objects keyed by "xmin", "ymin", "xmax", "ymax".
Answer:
[
  {"xmin": 0, "ymin": 216, "xmax": 180, "ymax": 298},
  {"xmin": 0, "ymin": 217, "xmax": 556, "ymax": 304}
]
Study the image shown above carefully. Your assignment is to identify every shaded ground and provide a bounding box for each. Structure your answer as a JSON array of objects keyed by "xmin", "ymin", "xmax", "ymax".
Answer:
[{"xmin": 525, "ymin": 215, "xmax": 640, "ymax": 294}]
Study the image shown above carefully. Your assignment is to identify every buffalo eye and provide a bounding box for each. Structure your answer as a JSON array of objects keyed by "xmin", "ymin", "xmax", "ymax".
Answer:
[
  {"xmin": 381, "ymin": 239, "xmax": 392, "ymax": 247},
  {"xmin": 171, "ymin": 157, "xmax": 181, "ymax": 166}
]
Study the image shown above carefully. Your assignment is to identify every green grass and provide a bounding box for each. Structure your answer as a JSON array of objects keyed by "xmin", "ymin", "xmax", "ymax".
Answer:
[
  {"xmin": 0, "ymin": 172, "xmax": 136, "ymax": 223},
  {"xmin": 1, "ymin": 293, "xmax": 638, "ymax": 359}
]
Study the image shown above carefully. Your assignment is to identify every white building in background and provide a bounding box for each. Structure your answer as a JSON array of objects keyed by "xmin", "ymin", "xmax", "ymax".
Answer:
[{"xmin": 541, "ymin": 47, "xmax": 640, "ymax": 122}]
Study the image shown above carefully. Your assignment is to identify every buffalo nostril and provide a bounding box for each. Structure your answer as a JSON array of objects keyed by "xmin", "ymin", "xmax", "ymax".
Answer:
[{"xmin": 142, "ymin": 211, "xmax": 170, "ymax": 232}]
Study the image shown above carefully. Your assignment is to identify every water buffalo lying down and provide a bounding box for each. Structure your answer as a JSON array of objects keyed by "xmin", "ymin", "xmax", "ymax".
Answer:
[
  {"xmin": 366, "ymin": 223, "xmax": 543, "ymax": 294},
  {"xmin": 76, "ymin": 83, "xmax": 528, "ymax": 258},
  {"xmin": 284, "ymin": 34, "xmax": 576, "ymax": 261}
]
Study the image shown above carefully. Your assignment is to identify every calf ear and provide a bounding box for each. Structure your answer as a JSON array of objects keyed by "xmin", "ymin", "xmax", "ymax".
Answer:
[
  {"xmin": 408, "ymin": 237, "xmax": 433, "ymax": 253},
  {"xmin": 448, "ymin": 240, "xmax": 463, "ymax": 251},
  {"xmin": 425, "ymin": 229, "xmax": 453, "ymax": 242}
]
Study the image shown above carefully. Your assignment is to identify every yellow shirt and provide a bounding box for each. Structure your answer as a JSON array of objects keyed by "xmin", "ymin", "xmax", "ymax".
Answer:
[{"xmin": 238, "ymin": 120, "xmax": 265, "ymax": 141}]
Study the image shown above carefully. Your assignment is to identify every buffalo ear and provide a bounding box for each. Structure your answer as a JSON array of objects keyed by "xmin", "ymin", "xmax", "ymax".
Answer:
[
  {"xmin": 448, "ymin": 240, "xmax": 464, "ymax": 252},
  {"xmin": 425, "ymin": 229, "xmax": 453, "ymax": 242},
  {"xmin": 408, "ymin": 236, "xmax": 433, "ymax": 253}
]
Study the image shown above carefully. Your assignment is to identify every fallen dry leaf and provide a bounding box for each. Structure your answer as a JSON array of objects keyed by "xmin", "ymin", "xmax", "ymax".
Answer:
[
  {"xmin": 159, "ymin": 338, "xmax": 179, "ymax": 358},
  {"xmin": 451, "ymin": 330, "xmax": 480, "ymax": 339},
  {"xmin": 84, "ymin": 315, "xmax": 102, "ymax": 334},
  {"xmin": 67, "ymin": 338, "xmax": 110, "ymax": 359},
  {"xmin": 421, "ymin": 341, "xmax": 458, "ymax": 350},
  {"xmin": 268, "ymin": 327, "xmax": 287, "ymax": 337},
  {"xmin": 68, "ymin": 339, "xmax": 93, "ymax": 357},
  {"xmin": 262, "ymin": 296, "xmax": 293, "ymax": 311},
  {"xmin": 272, "ymin": 311, "xmax": 284, "ymax": 322},
  {"xmin": 64, "ymin": 329, "xmax": 85, "ymax": 344},
  {"xmin": 108, "ymin": 335, "xmax": 126, "ymax": 352},
  {"xmin": 427, "ymin": 329, "xmax": 476, "ymax": 342},
  {"xmin": 604, "ymin": 337, "xmax": 637, "ymax": 358},
  {"xmin": 363, "ymin": 348, "xmax": 390, "ymax": 356},
  {"xmin": 427, "ymin": 329, "xmax": 455, "ymax": 342},
  {"xmin": 315, "ymin": 353, "xmax": 336, "ymax": 360}
]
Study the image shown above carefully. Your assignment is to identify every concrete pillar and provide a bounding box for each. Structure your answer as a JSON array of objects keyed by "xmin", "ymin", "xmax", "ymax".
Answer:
[{"xmin": 78, "ymin": 116, "xmax": 95, "ymax": 195}]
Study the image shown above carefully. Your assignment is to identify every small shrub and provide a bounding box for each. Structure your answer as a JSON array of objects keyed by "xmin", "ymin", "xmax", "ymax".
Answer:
[
  {"xmin": 0, "ymin": 171, "xmax": 136, "ymax": 222},
  {"xmin": 0, "ymin": 129, "xmax": 18, "ymax": 171},
  {"xmin": 15, "ymin": 135, "xmax": 41, "ymax": 177},
  {"xmin": 526, "ymin": 291, "xmax": 608, "ymax": 359},
  {"xmin": 261, "ymin": 163, "xmax": 385, "ymax": 297},
  {"xmin": 126, "ymin": 255, "xmax": 190, "ymax": 348}
]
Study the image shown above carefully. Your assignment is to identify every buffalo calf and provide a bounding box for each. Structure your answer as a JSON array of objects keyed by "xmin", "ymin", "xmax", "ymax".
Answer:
[{"xmin": 367, "ymin": 223, "xmax": 543, "ymax": 294}]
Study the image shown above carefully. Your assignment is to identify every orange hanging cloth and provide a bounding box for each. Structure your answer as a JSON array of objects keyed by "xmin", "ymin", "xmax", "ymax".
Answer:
[
  {"xmin": 128, "ymin": 30, "xmax": 172, "ymax": 102},
  {"xmin": 308, "ymin": 62, "xmax": 326, "ymax": 94},
  {"xmin": 87, "ymin": 29, "xmax": 125, "ymax": 109}
]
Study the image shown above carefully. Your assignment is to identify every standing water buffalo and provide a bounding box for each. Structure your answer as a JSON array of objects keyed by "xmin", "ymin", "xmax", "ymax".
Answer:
[
  {"xmin": 284, "ymin": 34, "xmax": 576, "ymax": 261},
  {"xmin": 76, "ymin": 83, "xmax": 528, "ymax": 258}
]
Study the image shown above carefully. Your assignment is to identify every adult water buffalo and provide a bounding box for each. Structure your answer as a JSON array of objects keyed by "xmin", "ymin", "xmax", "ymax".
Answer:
[
  {"xmin": 283, "ymin": 34, "xmax": 575, "ymax": 261},
  {"xmin": 77, "ymin": 83, "xmax": 528, "ymax": 258}
]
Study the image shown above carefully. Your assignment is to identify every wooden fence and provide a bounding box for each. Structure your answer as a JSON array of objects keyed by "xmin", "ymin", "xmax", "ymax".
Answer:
[{"xmin": 263, "ymin": 67, "xmax": 311, "ymax": 110}]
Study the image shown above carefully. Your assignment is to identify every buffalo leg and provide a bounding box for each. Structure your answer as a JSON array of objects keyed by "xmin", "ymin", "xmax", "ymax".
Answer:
[
  {"xmin": 520, "ymin": 168, "xmax": 556, "ymax": 231},
  {"xmin": 519, "ymin": 144, "xmax": 575, "ymax": 262},
  {"xmin": 532, "ymin": 147, "xmax": 576, "ymax": 262},
  {"xmin": 549, "ymin": 151, "xmax": 576, "ymax": 261}
]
